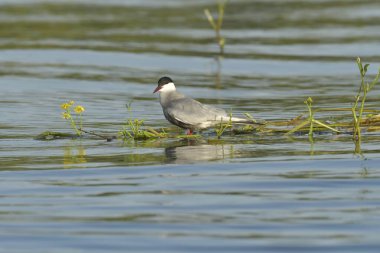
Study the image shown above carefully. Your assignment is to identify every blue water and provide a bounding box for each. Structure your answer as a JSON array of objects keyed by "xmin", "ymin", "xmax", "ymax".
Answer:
[
  {"xmin": 1, "ymin": 0, "xmax": 380, "ymax": 252},
  {"xmin": 1, "ymin": 159, "xmax": 380, "ymax": 252}
]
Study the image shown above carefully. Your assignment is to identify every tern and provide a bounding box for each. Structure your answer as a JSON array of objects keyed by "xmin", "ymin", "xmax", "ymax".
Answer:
[{"xmin": 153, "ymin": 76, "xmax": 260, "ymax": 134}]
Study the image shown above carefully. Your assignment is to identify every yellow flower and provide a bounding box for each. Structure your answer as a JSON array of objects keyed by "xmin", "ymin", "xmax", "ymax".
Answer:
[
  {"xmin": 61, "ymin": 103, "xmax": 71, "ymax": 110},
  {"xmin": 74, "ymin": 105, "xmax": 85, "ymax": 114},
  {"xmin": 61, "ymin": 101, "xmax": 75, "ymax": 110},
  {"xmin": 62, "ymin": 112, "xmax": 71, "ymax": 119}
]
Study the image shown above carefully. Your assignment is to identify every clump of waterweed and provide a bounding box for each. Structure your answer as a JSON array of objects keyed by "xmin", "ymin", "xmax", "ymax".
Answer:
[
  {"xmin": 286, "ymin": 97, "xmax": 340, "ymax": 138},
  {"xmin": 60, "ymin": 100, "xmax": 85, "ymax": 136},
  {"xmin": 119, "ymin": 101, "xmax": 168, "ymax": 140}
]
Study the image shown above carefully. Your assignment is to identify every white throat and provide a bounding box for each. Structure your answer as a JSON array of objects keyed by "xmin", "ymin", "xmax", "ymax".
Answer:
[{"xmin": 159, "ymin": 82, "xmax": 176, "ymax": 93}]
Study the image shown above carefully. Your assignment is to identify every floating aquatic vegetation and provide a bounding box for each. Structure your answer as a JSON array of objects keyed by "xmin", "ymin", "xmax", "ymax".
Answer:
[
  {"xmin": 286, "ymin": 97, "xmax": 340, "ymax": 138},
  {"xmin": 37, "ymin": 59, "xmax": 380, "ymax": 146},
  {"xmin": 119, "ymin": 102, "xmax": 168, "ymax": 141},
  {"xmin": 214, "ymin": 112, "xmax": 232, "ymax": 139}
]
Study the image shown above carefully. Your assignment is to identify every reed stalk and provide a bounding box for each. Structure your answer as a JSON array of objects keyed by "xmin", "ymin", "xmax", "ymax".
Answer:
[{"xmin": 204, "ymin": 0, "xmax": 227, "ymax": 55}]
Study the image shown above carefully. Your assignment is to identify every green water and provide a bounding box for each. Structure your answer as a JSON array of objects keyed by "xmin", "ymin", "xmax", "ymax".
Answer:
[{"xmin": 1, "ymin": 1, "xmax": 380, "ymax": 252}]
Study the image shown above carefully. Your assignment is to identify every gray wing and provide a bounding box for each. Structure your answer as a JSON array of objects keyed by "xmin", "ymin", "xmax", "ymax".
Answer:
[{"xmin": 165, "ymin": 97, "xmax": 227, "ymax": 127}]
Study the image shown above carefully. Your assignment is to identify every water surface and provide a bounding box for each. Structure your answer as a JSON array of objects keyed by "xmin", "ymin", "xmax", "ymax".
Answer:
[{"xmin": 1, "ymin": 0, "xmax": 380, "ymax": 252}]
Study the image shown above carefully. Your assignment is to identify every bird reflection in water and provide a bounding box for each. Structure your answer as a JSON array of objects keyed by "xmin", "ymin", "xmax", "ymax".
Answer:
[{"xmin": 165, "ymin": 140, "xmax": 233, "ymax": 164}]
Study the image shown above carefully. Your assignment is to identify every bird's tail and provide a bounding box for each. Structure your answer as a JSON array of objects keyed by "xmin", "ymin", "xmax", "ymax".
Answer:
[{"xmin": 218, "ymin": 116, "xmax": 265, "ymax": 125}]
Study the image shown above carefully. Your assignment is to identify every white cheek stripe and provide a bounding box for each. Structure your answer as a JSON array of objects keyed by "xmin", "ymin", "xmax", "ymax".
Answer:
[{"xmin": 160, "ymin": 82, "xmax": 176, "ymax": 92}]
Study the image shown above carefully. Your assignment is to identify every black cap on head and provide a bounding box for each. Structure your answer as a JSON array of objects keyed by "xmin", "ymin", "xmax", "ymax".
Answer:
[{"xmin": 158, "ymin": 76, "xmax": 173, "ymax": 86}]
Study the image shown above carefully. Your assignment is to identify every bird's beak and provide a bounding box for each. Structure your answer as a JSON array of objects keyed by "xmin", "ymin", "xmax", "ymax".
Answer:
[{"xmin": 153, "ymin": 86, "xmax": 161, "ymax": 93}]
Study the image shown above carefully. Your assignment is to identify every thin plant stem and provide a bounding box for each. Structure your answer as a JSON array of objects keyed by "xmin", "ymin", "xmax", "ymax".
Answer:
[
  {"xmin": 204, "ymin": 0, "xmax": 227, "ymax": 55},
  {"xmin": 70, "ymin": 117, "xmax": 80, "ymax": 136},
  {"xmin": 305, "ymin": 97, "xmax": 314, "ymax": 137},
  {"xmin": 352, "ymin": 57, "xmax": 380, "ymax": 140}
]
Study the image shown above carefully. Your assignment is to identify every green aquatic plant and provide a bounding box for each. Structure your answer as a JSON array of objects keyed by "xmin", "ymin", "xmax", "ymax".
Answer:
[
  {"xmin": 214, "ymin": 113, "xmax": 232, "ymax": 139},
  {"xmin": 60, "ymin": 100, "xmax": 85, "ymax": 136},
  {"xmin": 204, "ymin": 0, "xmax": 227, "ymax": 55},
  {"xmin": 119, "ymin": 118, "xmax": 168, "ymax": 140},
  {"xmin": 126, "ymin": 100, "xmax": 133, "ymax": 112},
  {"xmin": 240, "ymin": 112, "xmax": 265, "ymax": 132},
  {"xmin": 244, "ymin": 112, "xmax": 258, "ymax": 123},
  {"xmin": 286, "ymin": 97, "xmax": 340, "ymax": 137},
  {"xmin": 119, "ymin": 118, "xmax": 140, "ymax": 139},
  {"xmin": 352, "ymin": 57, "xmax": 380, "ymax": 141},
  {"xmin": 34, "ymin": 131, "xmax": 78, "ymax": 140},
  {"xmin": 119, "ymin": 102, "xmax": 168, "ymax": 140},
  {"xmin": 175, "ymin": 134, "xmax": 202, "ymax": 139}
]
